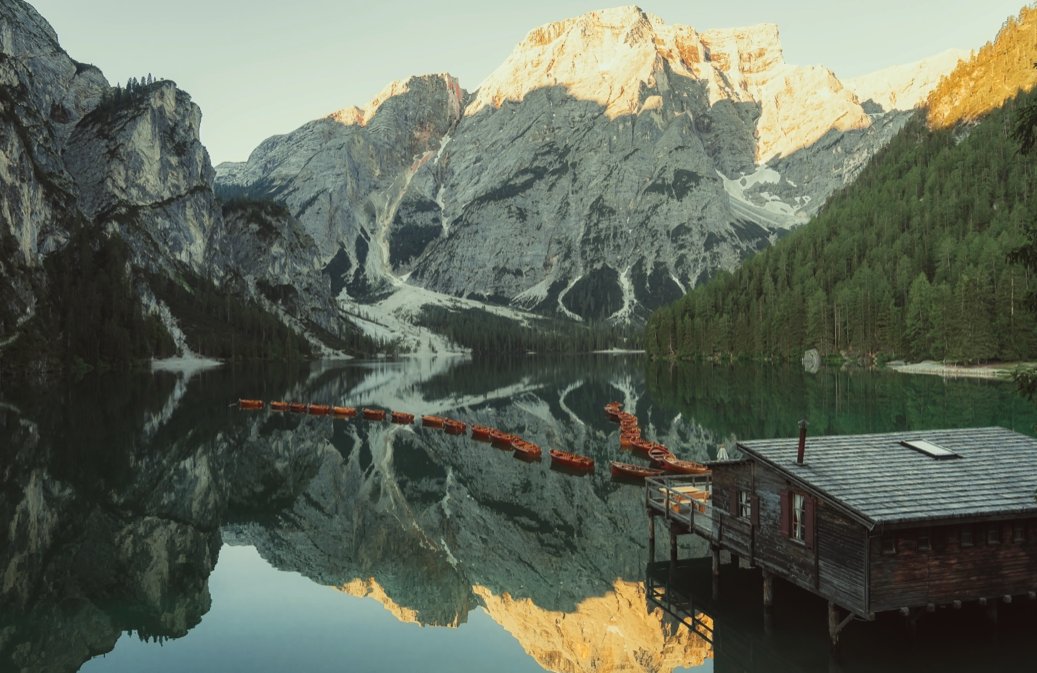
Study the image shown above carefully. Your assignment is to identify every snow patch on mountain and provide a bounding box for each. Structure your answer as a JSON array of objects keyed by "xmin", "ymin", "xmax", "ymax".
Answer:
[{"xmin": 719, "ymin": 167, "xmax": 806, "ymax": 229}]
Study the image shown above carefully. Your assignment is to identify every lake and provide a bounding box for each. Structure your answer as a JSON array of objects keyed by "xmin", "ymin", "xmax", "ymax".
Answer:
[{"xmin": 2, "ymin": 356, "xmax": 1036, "ymax": 672}]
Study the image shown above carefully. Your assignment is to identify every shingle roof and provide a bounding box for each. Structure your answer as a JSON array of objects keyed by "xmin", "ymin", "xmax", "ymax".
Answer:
[{"xmin": 737, "ymin": 427, "xmax": 1037, "ymax": 527}]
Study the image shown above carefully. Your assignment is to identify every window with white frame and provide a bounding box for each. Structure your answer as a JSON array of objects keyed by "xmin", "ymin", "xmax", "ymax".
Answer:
[
  {"xmin": 791, "ymin": 493, "xmax": 807, "ymax": 542},
  {"xmin": 739, "ymin": 490, "xmax": 752, "ymax": 520}
]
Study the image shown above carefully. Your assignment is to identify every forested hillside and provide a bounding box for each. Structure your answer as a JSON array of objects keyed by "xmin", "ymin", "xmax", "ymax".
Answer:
[{"xmin": 646, "ymin": 87, "xmax": 1037, "ymax": 362}]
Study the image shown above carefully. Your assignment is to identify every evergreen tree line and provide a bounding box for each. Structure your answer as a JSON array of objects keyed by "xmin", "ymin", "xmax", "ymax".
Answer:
[
  {"xmin": 149, "ymin": 272, "xmax": 314, "ymax": 362},
  {"xmin": 646, "ymin": 90, "xmax": 1037, "ymax": 363},
  {"xmin": 90, "ymin": 74, "xmax": 165, "ymax": 118},
  {"xmin": 2, "ymin": 227, "xmax": 176, "ymax": 374},
  {"xmin": 418, "ymin": 306, "xmax": 643, "ymax": 354}
]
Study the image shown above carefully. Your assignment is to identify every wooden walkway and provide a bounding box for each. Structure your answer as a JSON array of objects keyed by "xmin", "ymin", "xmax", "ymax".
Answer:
[{"xmin": 645, "ymin": 475, "xmax": 714, "ymax": 542}]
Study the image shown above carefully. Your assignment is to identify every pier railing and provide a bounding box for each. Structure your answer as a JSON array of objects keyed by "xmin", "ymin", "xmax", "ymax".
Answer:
[{"xmin": 646, "ymin": 475, "xmax": 714, "ymax": 538}]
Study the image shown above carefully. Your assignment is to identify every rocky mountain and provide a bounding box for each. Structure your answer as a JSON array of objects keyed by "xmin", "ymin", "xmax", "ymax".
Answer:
[
  {"xmin": 217, "ymin": 6, "xmax": 962, "ymax": 326},
  {"xmin": 0, "ymin": 0, "xmax": 358, "ymax": 371}
]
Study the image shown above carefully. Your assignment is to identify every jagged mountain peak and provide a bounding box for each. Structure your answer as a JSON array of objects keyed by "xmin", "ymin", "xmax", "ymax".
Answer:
[
  {"xmin": 470, "ymin": 8, "xmax": 788, "ymax": 120},
  {"xmin": 466, "ymin": 7, "xmax": 853, "ymax": 163},
  {"xmin": 328, "ymin": 72, "xmax": 465, "ymax": 127}
]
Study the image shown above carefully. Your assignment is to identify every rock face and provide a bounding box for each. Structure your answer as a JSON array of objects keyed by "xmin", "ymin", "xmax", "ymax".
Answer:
[
  {"xmin": 0, "ymin": 0, "xmax": 349, "ymax": 360},
  {"xmin": 205, "ymin": 200, "xmax": 342, "ymax": 337},
  {"xmin": 217, "ymin": 6, "xmax": 961, "ymax": 324},
  {"xmin": 216, "ymin": 74, "xmax": 468, "ymax": 299},
  {"xmin": 63, "ymin": 81, "xmax": 218, "ymax": 271}
]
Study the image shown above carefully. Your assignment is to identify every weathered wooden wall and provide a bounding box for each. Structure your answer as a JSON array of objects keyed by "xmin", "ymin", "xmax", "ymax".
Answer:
[
  {"xmin": 869, "ymin": 519, "xmax": 1037, "ymax": 612},
  {"xmin": 710, "ymin": 461, "xmax": 869, "ymax": 615}
]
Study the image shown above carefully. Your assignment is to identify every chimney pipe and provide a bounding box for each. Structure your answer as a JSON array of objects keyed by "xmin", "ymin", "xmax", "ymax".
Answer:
[{"xmin": 796, "ymin": 419, "xmax": 808, "ymax": 465}]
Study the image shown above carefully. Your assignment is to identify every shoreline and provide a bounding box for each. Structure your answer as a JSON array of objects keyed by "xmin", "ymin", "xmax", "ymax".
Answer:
[{"xmin": 885, "ymin": 360, "xmax": 1019, "ymax": 380}]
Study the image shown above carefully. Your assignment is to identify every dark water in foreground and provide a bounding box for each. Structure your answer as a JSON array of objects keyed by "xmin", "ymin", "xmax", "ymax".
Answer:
[{"xmin": 1, "ymin": 357, "xmax": 1035, "ymax": 673}]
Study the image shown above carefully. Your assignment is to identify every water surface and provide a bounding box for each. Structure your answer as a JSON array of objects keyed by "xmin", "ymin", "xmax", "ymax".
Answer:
[{"xmin": 2, "ymin": 357, "xmax": 1034, "ymax": 672}]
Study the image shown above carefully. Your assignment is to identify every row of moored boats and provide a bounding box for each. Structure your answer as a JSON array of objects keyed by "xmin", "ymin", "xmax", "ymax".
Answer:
[
  {"xmin": 237, "ymin": 398, "xmax": 709, "ymax": 482},
  {"xmin": 237, "ymin": 399, "xmax": 599, "ymax": 473},
  {"xmin": 605, "ymin": 401, "xmax": 711, "ymax": 480}
]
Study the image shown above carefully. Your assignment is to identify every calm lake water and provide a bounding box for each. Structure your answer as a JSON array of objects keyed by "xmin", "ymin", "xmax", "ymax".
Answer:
[{"xmin": 2, "ymin": 356, "xmax": 1036, "ymax": 673}]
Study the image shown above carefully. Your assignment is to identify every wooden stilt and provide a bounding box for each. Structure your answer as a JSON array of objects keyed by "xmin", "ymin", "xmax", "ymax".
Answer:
[
  {"xmin": 827, "ymin": 602, "xmax": 855, "ymax": 647},
  {"xmin": 985, "ymin": 602, "xmax": 999, "ymax": 626},
  {"xmin": 711, "ymin": 545, "xmax": 720, "ymax": 600},
  {"xmin": 648, "ymin": 512, "xmax": 656, "ymax": 564},
  {"xmin": 762, "ymin": 570, "xmax": 774, "ymax": 610}
]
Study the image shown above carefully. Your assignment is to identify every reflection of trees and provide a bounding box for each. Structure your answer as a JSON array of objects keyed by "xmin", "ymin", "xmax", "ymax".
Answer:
[{"xmin": 646, "ymin": 361, "xmax": 1037, "ymax": 443}]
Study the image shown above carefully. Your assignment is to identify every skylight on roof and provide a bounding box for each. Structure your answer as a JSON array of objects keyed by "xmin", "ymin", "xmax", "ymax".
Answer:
[{"xmin": 900, "ymin": 439, "xmax": 960, "ymax": 460}]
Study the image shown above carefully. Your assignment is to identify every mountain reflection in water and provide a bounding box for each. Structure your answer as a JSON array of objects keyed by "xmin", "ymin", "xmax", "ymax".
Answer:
[{"xmin": 2, "ymin": 357, "xmax": 1036, "ymax": 673}]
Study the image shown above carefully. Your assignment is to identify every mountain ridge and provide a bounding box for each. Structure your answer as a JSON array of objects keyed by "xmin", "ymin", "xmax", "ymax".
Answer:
[{"xmin": 216, "ymin": 6, "xmax": 963, "ymax": 334}]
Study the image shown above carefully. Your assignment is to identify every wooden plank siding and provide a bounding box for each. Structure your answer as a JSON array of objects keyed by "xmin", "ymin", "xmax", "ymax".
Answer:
[
  {"xmin": 751, "ymin": 468, "xmax": 819, "ymax": 593},
  {"xmin": 869, "ymin": 519, "xmax": 1037, "ymax": 612},
  {"xmin": 704, "ymin": 428, "xmax": 1037, "ymax": 620},
  {"xmin": 710, "ymin": 461, "xmax": 870, "ymax": 616},
  {"xmin": 710, "ymin": 463, "xmax": 754, "ymax": 559},
  {"xmin": 817, "ymin": 503, "xmax": 867, "ymax": 613}
]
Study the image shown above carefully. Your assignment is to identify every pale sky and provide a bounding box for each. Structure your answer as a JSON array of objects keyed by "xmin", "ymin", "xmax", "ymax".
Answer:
[{"xmin": 28, "ymin": 0, "xmax": 1029, "ymax": 165}]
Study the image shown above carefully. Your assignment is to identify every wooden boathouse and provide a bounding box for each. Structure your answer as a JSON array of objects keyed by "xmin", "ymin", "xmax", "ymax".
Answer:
[{"xmin": 647, "ymin": 425, "xmax": 1037, "ymax": 643}]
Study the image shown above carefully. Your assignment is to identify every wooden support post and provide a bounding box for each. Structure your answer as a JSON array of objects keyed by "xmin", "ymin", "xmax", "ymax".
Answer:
[
  {"xmin": 985, "ymin": 602, "xmax": 999, "ymax": 626},
  {"xmin": 1002, "ymin": 595, "xmax": 1012, "ymax": 604},
  {"xmin": 668, "ymin": 528, "xmax": 678, "ymax": 587},
  {"xmin": 978, "ymin": 597, "xmax": 988, "ymax": 607},
  {"xmin": 711, "ymin": 545, "xmax": 720, "ymax": 600},
  {"xmin": 1029, "ymin": 590, "xmax": 1036, "ymax": 601},
  {"xmin": 762, "ymin": 571, "xmax": 774, "ymax": 610},
  {"xmin": 825, "ymin": 601, "xmax": 850, "ymax": 647},
  {"xmin": 952, "ymin": 600, "xmax": 962, "ymax": 610},
  {"xmin": 925, "ymin": 603, "xmax": 935, "ymax": 613},
  {"xmin": 729, "ymin": 551, "xmax": 739, "ymax": 567},
  {"xmin": 900, "ymin": 608, "xmax": 918, "ymax": 638},
  {"xmin": 648, "ymin": 512, "xmax": 656, "ymax": 564}
]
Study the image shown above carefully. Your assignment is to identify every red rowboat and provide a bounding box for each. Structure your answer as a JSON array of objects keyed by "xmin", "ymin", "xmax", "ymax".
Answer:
[
  {"xmin": 307, "ymin": 403, "xmax": 331, "ymax": 415},
  {"xmin": 471, "ymin": 425, "xmax": 492, "ymax": 441},
  {"xmin": 629, "ymin": 438, "xmax": 654, "ymax": 455},
  {"xmin": 391, "ymin": 411, "xmax": 415, "ymax": 424},
  {"xmin": 490, "ymin": 431, "xmax": 517, "ymax": 449},
  {"xmin": 444, "ymin": 419, "xmax": 467, "ymax": 435},
  {"xmin": 512, "ymin": 439, "xmax": 542, "ymax": 460},
  {"xmin": 270, "ymin": 401, "xmax": 289, "ymax": 412},
  {"xmin": 549, "ymin": 449, "xmax": 594, "ymax": 471},
  {"xmin": 362, "ymin": 408, "xmax": 386, "ymax": 421},
  {"xmin": 238, "ymin": 399, "xmax": 264, "ymax": 410},
  {"xmin": 610, "ymin": 461, "xmax": 666, "ymax": 479},
  {"xmin": 288, "ymin": 402, "xmax": 307, "ymax": 413},
  {"xmin": 659, "ymin": 456, "xmax": 711, "ymax": 475},
  {"xmin": 332, "ymin": 406, "xmax": 357, "ymax": 417},
  {"xmin": 647, "ymin": 446, "xmax": 673, "ymax": 464},
  {"xmin": 619, "ymin": 432, "xmax": 641, "ymax": 449},
  {"xmin": 422, "ymin": 415, "xmax": 445, "ymax": 429}
]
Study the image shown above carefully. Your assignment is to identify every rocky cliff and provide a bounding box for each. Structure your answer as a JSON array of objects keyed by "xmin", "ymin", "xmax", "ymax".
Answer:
[
  {"xmin": 0, "ymin": 0, "xmax": 356, "ymax": 368},
  {"xmin": 217, "ymin": 6, "xmax": 962, "ymax": 326}
]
